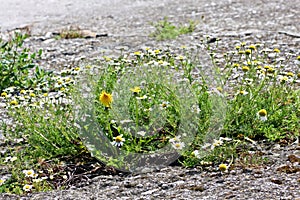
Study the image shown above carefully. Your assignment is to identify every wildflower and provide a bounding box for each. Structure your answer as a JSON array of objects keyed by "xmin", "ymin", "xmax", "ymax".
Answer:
[
  {"xmin": 233, "ymin": 63, "xmax": 240, "ymax": 68},
  {"xmin": 160, "ymin": 101, "xmax": 170, "ymax": 109},
  {"xmin": 154, "ymin": 49, "xmax": 160, "ymax": 54},
  {"xmin": 32, "ymin": 178, "xmax": 43, "ymax": 183},
  {"xmin": 235, "ymin": 46, "xmax": 241, "ymax": 50},
  {"xmin": 10, "ymin": 100, "xmax": 18, "ymax": 106},
  {"xmin": 171, "ymin": 142, "xmax": 185, "ymax": 150},
  {"xmin": 137, "ymin": 131, "xmax": 146, "ymax": 137},
  {"xmin": 176, "ymin": 55, "xmax": 185, "ymax": 60},
  {"xmin": 212, "ymin": 139, "xmax": 223, "ymax": 149},
  {"xmin": 219, "ymin": 164, "xmax": 228, "ymax": 172},
  {"xmin": 134, "ymin": 51, "xmax": 141, "ymax": 56},
  {"xmin": 112, "ymin": 135, "xmax": 125, "ymax": 147},
  {"xmin": 297, "ymin": 73, "xmax": 300, "ymax": 79},
  {"xmin": 136, "ymin": 95, "xmax": 147, "ymax": 100},
  {"xmin": 279, "ymin": 75, "xmax": 289, "ymax": 83},
  {"xmin": 201, "ymin": 143, "xmax": 212, "ymax": 150},
  {"xmin": 266, "ymin": 67, "xmax": 275, "ymax": 73},
  {"xmin": 286, "ymin": 72, "xmax": 294, "ymax": 77},
  {"xmin": 242, "ymin": 66, "xmax": 250, "ymax": 72},
  {"xmin": 257, "ymin": 109, "xmax": 267, "ymax": 121},
  {"xmin": 191, "ymin": 104, "xmax": 201, "ymax": 114},
  {"xmin": 29, "ymin": 93, "xmax": 35, "ymax": 97},
  {"xmin": 23, "ymin": 184, "xmax": 33, "ymax": 192},
  {"xmin": 130, "ymin": 87, "xmax": 141, "ymax": 95},
  {"xmin": 23, "ymin": 169, "xmax": 35, "ymax": 178},
  {"xmin": 1, "ymin": 92, "xmax": 7, "ymax": 98},
  {"xmin": 99, "ymin": 91, "xmax": 113, "ymax": 107},
  {"xmin": 273, "ymin": 48, "xmax": 280, "ymax": 53},
  {"xmin": 249, "ymin": 45, "xmax": 256, "ymax": 50},
  {"xmin": 241, "ymin": 42, "xmax": 246, "ymax": 47},
  {"xmin": 238, "ymin": 90, "xmax": 248, "ymax": 95},
  {"xmin": 216, "ymin": 87, "xmax": 223, "ymax": 92},
  {"xmin": 245, "ymin": 49, "xmax": 251, "ymax": 55},
  {"xmin": 238, "ymin": 50, "xmax": 245, "ymax": 55},
  {"xmin": 74, "ymin": 67, "xmax": 81, "ymax": 71},
  {"xmin": 0, "ymin": 178, "xmax": 5, "ymax": 186},
  {"xmin": 192, "ymin": 150, "xmax": 200, "ymax": 158},
  {"xmin": 297, "ymin": 55, "xmax": 300, "ymax": 61},
  {"xmin": 169, "ymin": 136, "xmax": 181, "ymax": 144}
]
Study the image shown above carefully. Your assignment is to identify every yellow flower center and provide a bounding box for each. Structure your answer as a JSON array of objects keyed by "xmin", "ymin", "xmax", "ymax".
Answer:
[
  {"xmin": 219, "ymin": 164, "xmax": 228, "ymax": 172},
  {"xmin": 115, "ymin": 136, "xmax": 123, "ymax": 143},
  {"xmin": 258, "ymin": 109, "xmax": 267, "ymax": 116},
  {"xmin": 1, "ymin": 92, "xmax": 7, "ymax": 97},
  {"xmin": 242, "ymin": 66, "xmax": 250, "ymax": 72}
]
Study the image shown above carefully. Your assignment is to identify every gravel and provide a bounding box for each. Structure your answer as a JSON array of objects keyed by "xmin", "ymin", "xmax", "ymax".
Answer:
[{"xmin": 0, "ymin": 0, "xmax": 299, "ymax": 199}]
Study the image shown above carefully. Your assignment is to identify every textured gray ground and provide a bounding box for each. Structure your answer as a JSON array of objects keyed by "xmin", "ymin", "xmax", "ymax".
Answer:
[{"xmin": 0, "ymin": 0, "xmax": 299, "ymax": 199}]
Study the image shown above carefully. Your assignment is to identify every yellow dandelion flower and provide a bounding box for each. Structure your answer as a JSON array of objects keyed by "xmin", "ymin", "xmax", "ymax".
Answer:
[
  {"xmin": 10, "ymin": 100, "xmax": 18, "ymax": 106},
  {"xmin": 154, "ymin": 49, "xmax": 160, "ymax": 54},
  {"xmin": 99, "ymin": 91, "xmax": 113, "ymax": 107},
  {"xmin": 130, "ymin": 87, "xmax": 141, "ymax": 94},
  {"xmin": 216, "ymin": 87, "xmax": 223, "ymax": 92},
  {"xmin": 20, "ymin": 89, "xmax": 26, "ymax": 94},
  {"xmin": 264, "ymin": 65, "xmax": 271, "ymax": 70},
  {"xmin": 286, "ymin": 72, "xmax": 294, "ymax": 77},
  {"xmin": 241, "ymin": 42, "xmax": 246, "ymax": 47},
  {"xmin": 273, "ymin": 48, "xmax": 280, "ymax": 53},
  {"xmin": 245, "ymin": 49, "xmax": 251, "ymax": 55},
  {"xmin": 134, "ymin": 51, "xmax": 141, "ymax": 56},
  {"xmin": 297, "ymin": 55, "xmax": 300, "ymax": 61},
  {"xmin": 29, "ymin": 93, "xmax": 35, "ymax": 97},
  {"xmin": 242, "ymin": 66, "xmax": 250, "ymax": 72},
  {"xmin": 235, "ymin": 46, "xmax": 241, "ymax": 50},
  {"xmin": 1, "ymin": 92, "xmax": 7, "ymax": 98},
  {"xmin": 267, "ymin": 67, "xmax": 275, "ymax": 73},
  {"xmin": 233, "ymin": 63, "xmax": 240, "ymax": 68},
  {"xmin": 249, "ymin": 45, "xmax": 256, "ymax": 50},
  {"xmin": 74, "ymin": 67, "xmax": 81, "ymax": 71},
  {"xmin": 238, "ymin": 51, "xmax": 245, "ymax": 55},
  {"xmin": 219, "ymin": 163, "xmax": 228, "ymax": 172}
]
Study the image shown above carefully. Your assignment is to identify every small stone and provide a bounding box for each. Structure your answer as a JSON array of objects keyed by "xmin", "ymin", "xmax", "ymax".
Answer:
[
  {"xmin": 270, "ymin": 178, "xmax": 283, "ymax": 184},
  {"xmin": 141, "ymin": 188, "xmax": 159, "ymax": 195},
  {"xmin": 288, "ymin": 154, "xmax": 300, "ymax": 163}
]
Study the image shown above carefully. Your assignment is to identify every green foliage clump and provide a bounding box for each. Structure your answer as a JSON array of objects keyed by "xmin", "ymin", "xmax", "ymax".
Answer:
[
  {"xmin": 150, "ymin": 17, "xmax": 197, "ymax": 40},
  {"xmin": 0, "ymin": 33, "xmax": 52, "ymax": 92}
]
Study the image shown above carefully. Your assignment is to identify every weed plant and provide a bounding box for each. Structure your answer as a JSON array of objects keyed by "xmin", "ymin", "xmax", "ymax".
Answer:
[
  {"xmin": 0, "ymin": 33, "xmax": 299, "ymax": 194},
  {"xmin": 150, "ymin": 17, "xmax": 197, "ymax": 40}
]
